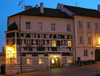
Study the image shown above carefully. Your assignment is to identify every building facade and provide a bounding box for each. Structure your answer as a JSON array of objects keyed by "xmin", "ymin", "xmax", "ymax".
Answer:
[
  {"xmin": 5, "ymin": 3, "xmax": 74, "ymax": 75},
  {"xmin": 57, "ymin": 3, "xmax": 100, "ymax": 63},
  {"xmin": 5, "ymin": 2, "xmax": 100, "ymax": 75}
]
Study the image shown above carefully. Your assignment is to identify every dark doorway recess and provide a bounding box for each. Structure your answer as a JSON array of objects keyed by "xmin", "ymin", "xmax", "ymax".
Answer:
[
  {"xmin": 95, "ymin": 49, "xmax": 100, "ymax": 61},
  {"xmin": 1, "ymin": 64, "xmax": 5, "ymax": 74}
]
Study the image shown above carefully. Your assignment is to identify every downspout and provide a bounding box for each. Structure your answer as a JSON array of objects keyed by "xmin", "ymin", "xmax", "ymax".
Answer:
[
  {"xmin": 73, "ymin": 17, "xmax": 76, "ymax": 64},
  {"xmin": 19, "ymin": 15, "xmax": 22, "ymax": 73}
]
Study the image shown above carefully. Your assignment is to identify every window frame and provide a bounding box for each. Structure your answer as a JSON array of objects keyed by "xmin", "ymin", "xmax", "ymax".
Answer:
[
  {"xmin": 38, "ymin": 22, "xmax": 43, "ymax": 30},
  {"xmin": 67, "ymin": 57, "xmax": 72, "ymax": 63},
  {"xmin": 39, "ymin": 58, "xmax": 44, "ymax": 65},
  {"xmin": 79, "ymin": 21, "xmax": 82, "ymax": 28},
  {"xmin": 26, "ymin": 39, "xmax": 31, "ymax": 47},
  {"xmin": 51, "ymin": 40, "xmax": 57, "ymax": 47},
  {"xmin": 26, "ymin": 22, "xmax": 31, "ymax": 30},
  {"xmin": 8, "ymin": 38, "xmax": 13, "ymax": 46},
  {"xmin": 67, "ymin": 40, "xmax": 72, "ymax": 47},
  {"xmin": 87, "ymin": 22, "xmax": 91, "ymax": 29},
  {"xmin": 95, "ymin": 23, "xmax": 99, "ymax": 30},
  {"xmin": 38, "ymin": 39, "xmax": 44, "ymax": 47},
  {"xmin": 67, "ymin": 24, "xmax": 71, "ymax": 31},
  {"xmin": 84, "ymin": 50, "xmax": 88, "ymax": 56},
  {"xmin": 79, "ymin": 36, "xmax": 83, "ymax": 44},
  {"xmin": 27, "ymin": 58, "xmax": 31, "ymax": 64},
  {"xmin": 88, "ymin": 37, "xmax": 92, "ymax": 44},
  {"xmin": 51, "ymin": 23, "xmax": 56, "ymax": 31}
]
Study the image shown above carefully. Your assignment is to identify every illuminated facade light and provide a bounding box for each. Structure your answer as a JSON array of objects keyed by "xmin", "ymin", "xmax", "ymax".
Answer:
[
  {"xmin": 98, "ymin": 38, "xmax": 100, "ymax": 44},
  {"xmin": 39, "ymin": 58, "xmax": 43, "ymax": 64},
  {"xmin": 6, "ymin": 45, "xmax": 17, "ymax": 64},
  {"xmin": 52, "ymin": 59, "xmax": 55, "ymax": 63},
  {"xmin": 52, "ymin": 40, "xmax": 56, "ymax": 47},
  {"xmin": 68, "ymin": 41, "xmax": 72, "ymax": 47}
]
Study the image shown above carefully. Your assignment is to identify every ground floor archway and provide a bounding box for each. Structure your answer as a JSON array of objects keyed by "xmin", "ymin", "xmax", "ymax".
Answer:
[
  {"xmin": 50, "ymin": 56, "xmax": 60, "ymax": 69},
  {"xmin": 95, "ymin": 49, "xmax": 100, "ymax": 61}
]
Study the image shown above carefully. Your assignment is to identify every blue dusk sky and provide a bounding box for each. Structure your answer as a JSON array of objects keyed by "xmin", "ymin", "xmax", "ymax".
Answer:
[{"xmin": 0, "ymin": 0, "xmax": 100, "ymax": 52}]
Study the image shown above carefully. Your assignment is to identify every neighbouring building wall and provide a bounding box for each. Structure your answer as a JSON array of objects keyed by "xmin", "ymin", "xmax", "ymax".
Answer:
[
  {"xmin": 6, "ymin": 15, "xmax": 74, "ymax": 73},
  {"xmin": 74, "ymin": 16, "xmax": 100, "ymax": 61},
  {"xmin": 0, "ymin": 55, "xmax": 5, "ymax": 73}
]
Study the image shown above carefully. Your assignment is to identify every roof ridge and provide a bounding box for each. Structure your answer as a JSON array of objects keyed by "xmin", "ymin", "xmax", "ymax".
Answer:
[{"xmin": 64, "ymin": 5, "xmax": 98, "ymax": 12}]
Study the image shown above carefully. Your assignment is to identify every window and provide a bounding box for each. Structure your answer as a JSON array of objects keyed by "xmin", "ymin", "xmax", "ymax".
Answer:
[
  {"xmin": 26, "ymin": 39, "xmax": 31, "ymax": 46},
  {"xmin": 38, "ymin": 23, "xmax": 42, "ymax": 30},
  {"xmin": 67, "ymin": 41, "xmax": 72, "ymax": 47},
  {"xmin": 67, "ymin": 24, "xmax": 71, "ymax": 31},
  {"xmin": 95, "ymin": 23, "xmax": 99, "ymax": 30},
  {"xmin": 52, "ymin": 40, "xmax": 56, "ymax": 47},
  {"xmin": 39, "ymin": 58, "xmax": 43, "ymax": 64},
  {"xmin": 27, "ymin": 58, "xmax": 31, "ymax": 64},
  {"xmin": 87, "ymin": 22, "xmax": 91, "ymax": 29},
  {"xmin": 91, "ymin": 51, "xmax": 93, "ymax": 57},
  {"xmin": 8, "ymin": 39, "xmax": 13, "ymax": 46},
  {"xmin": 51, "ymin": 24, "xmax": 55, "ymax": 31},
  {"xmin": 79, "ymin": 36, "xmax": 83, "ymax": 44},
  {"xmin": 79, "ymin": 21, "xmax": 82, "ymax": 28},
  {"xmin": 38, "ymin": 39, "xmax": 43, "ymax": 47},
  {"xmin": 95, "ymin": 36, "xmax": 100, "ymax": 45},
  {"xmin": 67, "ymin": 57, "xmax": 72, "ymax": 63},
  {"xmin": 88, "ymin": 37, "xmax": 92, "ymax": 44},
  {"xmin": 26, "ymin": 22, "xmax": 30, "ymax": 29},
  {"xmin": 84, "ymin": 50, "xmax": 88, "ymax": 56}
]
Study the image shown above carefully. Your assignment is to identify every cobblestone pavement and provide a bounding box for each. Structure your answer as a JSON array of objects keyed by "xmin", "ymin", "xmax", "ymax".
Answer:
[{"xmin": 1, "ymin": 62, "xmax": 100, "ymax": 76}]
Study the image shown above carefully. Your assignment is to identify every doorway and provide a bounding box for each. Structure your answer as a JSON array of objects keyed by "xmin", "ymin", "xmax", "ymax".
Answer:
[
  {"xmin": 50, "ymin": 57, "xmax": 60, "ymax": 69},
  {"xmin": 95, "ymin": 49, "xmax": 100, "ymax": 61}
]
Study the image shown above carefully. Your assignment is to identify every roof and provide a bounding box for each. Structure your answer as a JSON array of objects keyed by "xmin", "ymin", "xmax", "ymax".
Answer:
[
  {"xmin": 64, "ymin": 5, "xmax": 100, "ymax": 18},
  {"xmin": 9, "ymin": 7, "xmax": 73, "ymax": 19}
]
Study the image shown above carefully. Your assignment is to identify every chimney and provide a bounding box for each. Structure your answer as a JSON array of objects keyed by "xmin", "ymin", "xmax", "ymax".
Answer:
[
  {"xmin": 25, "ymin": 6, "xmax": 32, "ymax": 10},
  {"xmin": 2, "ymin": 47, "xmax": 5, "ymax": 55},
  {"xmin": 40, "ymin": 3, "xmax": 44, "ymax": 13},
  {"xmin": 61, "ymin": 4, "xmax": 64, "ymax": 11},
  {"xmin": 36, "ymin": 4, "xmax": 38, "ymax": 9},
  {"xmin": 98, "ymin": 5, "xmax": 100, "ymax": 12}
]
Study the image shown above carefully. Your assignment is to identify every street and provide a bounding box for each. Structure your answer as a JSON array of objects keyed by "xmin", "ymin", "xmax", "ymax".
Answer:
[{"xmin": 1, "ymin": 62, "xmax": 100, "ymax": 76}]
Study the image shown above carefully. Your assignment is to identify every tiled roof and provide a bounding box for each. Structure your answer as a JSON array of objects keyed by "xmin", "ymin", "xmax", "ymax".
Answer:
[
  {"xmin": 9, "ymin": 7, "xmax": 73, "ymax": 19},
  {"xmin": 64, "ymin": 5, "xmax": 100, "ymax": 18}
]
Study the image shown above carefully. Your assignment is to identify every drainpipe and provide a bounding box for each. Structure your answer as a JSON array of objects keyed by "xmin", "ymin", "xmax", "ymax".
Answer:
[
  {"xmin": 19, "ymin": 15, "xmax": 22, "ymax": 73},
  {"xmin": 73, "ymin": 17, "xmax": 76, "ymax": 64}
]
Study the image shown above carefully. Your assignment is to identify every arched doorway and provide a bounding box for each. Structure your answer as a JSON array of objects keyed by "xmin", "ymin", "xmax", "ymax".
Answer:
[
  {"xmin": 50, "ymin": 57, "xmax": 60, "ymax": 69},
  {"xmin": 1, "ymin": 64, "xmax": 5, "ymax": 74},
  {"xmin": 95, "ymin": 49, "xmax": 100, "ymax": 61}
]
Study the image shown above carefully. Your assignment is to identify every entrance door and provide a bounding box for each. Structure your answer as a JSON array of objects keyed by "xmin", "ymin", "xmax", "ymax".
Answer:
[
  {"xmin": 95, "ymin": 49, "xmax": 100, "ymax": 61},
  {"xmin": 50, "ymin": 57, "xmax": 60, "ymax": 69}
]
